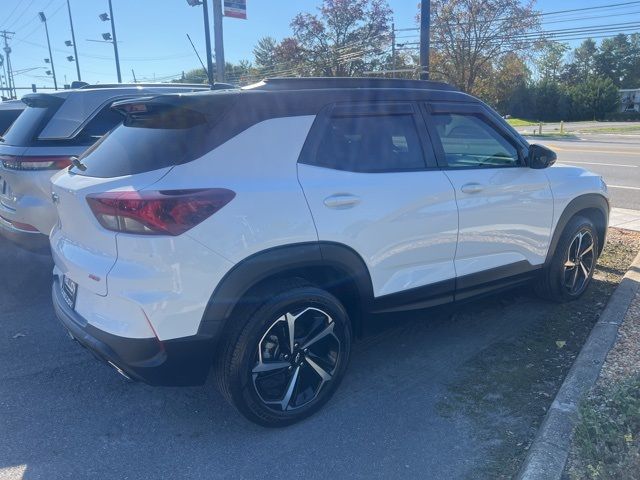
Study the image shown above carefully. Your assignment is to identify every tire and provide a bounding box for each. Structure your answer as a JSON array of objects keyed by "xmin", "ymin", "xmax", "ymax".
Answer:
[
  {"xmin": 215, "ymin": 278, "xmax": 352, "ymax": 427},
  {"xmin": 535, "ymin": 215, "xmax": 599, "ymax": 302}
]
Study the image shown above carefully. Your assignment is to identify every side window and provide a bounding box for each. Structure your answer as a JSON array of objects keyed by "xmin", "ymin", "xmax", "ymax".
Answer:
[
  {"xmin": 313, "ymin": 114, "xmax": 426, "ymax": 172},
  {"xmin": 77, "ymin": 104, "xmax": 124, "ymax": 143},
  {"xmin": 431, "ymin": 113, "xmax": 519, "ymax": 168}
]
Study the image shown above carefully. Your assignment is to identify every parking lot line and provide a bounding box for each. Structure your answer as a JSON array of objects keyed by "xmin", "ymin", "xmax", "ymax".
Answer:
[
  {"xmin": 608, "ymin": 184, "xmax": 640, "ymax": 191},
  {"xmin": 549, "ymin": 145, "xmax": 640, "ymax": 156},
  {"xmin": 564, "ymin": 161, "xmax": 637, "ymax": 168}
]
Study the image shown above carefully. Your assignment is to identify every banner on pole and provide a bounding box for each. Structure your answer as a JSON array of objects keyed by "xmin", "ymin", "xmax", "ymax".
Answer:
[{"xmin": 224, "ymin": 0, "xmax": 247, "ymax": 19}]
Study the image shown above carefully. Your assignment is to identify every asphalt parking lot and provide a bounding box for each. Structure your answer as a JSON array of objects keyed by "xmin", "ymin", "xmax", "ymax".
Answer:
[
  {"xmin": 3, "ymin": 229, "xmax": 639, "ymax": 480},
  {"xmin": 0, "ymin": 238, "xmax": 495, "ymax": 480}
]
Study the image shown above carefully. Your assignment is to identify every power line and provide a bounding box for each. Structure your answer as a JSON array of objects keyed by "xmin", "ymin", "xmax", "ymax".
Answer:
[{"xmin": 395, "ymin": 0, "xmax": 640, "ymax": 31}]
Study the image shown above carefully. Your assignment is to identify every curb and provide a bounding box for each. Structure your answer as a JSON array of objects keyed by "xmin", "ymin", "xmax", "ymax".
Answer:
[{"xmin": 516, "ymin": 250, "xmax": 640, "ymax": 480}]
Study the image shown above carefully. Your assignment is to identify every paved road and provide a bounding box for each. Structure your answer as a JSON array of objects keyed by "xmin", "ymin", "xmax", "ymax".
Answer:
[
  {"xmin": 534, "ymin": 135, "xmax": 640, "ymax": 210},
  {"xmin": 0, "ymin": 238, "xmax": 565, "ymax": 480}
]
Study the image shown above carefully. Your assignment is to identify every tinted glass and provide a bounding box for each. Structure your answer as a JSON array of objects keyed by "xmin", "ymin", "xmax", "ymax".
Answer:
[
  {"xmin": 1, "ymin": 107, "xmax": 51, "ymax": 146},
  {"xmin": 77, "ymin": 106, "xmax": 124, "ymax": 142},
  {"xmin": 432, "ymin": 113, "xmax": 519, "ymax": 168},
  {"xmin": 74, "ymin": 121, "xmax": 213, "ymax": 178},
  {"xmin": 314, "ymin": 114, "xmax": 426, "ymax": 172},
  {"xmin": 0, "ymin": 109, "xmax": 22, "ymax": 135}
]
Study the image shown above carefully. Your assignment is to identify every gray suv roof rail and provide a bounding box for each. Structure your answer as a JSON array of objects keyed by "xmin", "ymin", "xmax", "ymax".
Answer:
[
  {"xmin": 250, "ymin": 77, "xmax": 457, "ymax": 91},
  {"xmin": 78, "ymin": 82, "xmax": 211, "ymax": 89}
]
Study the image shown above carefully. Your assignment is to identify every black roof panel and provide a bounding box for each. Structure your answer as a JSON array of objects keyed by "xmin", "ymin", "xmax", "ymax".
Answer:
[{"xmin": 246, "ymin": 77, "xmax": 456, "ymax": 92}]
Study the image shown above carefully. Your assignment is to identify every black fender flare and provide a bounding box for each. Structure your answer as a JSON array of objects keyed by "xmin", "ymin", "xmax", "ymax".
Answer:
[
  {"xmin": 198, "ymin": 241, "xmax": 374, "ymax": 341},
  {"xmin": 545, "ymin": 193, "xmax": 609, "ymax": 265}
]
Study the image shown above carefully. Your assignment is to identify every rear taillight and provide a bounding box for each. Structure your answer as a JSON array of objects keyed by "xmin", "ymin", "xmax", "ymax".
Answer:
[
  {"xmin": 86, "ymin": 189, "xmax": 235, "ymax": 236},
  {"xmin": 0, "ymin": 154, "xmax": 72, "ymax": 171}
]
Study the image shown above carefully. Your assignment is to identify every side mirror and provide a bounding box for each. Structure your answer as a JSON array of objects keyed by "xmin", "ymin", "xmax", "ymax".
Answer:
[{"xmin": 528, "ymin": 144, "xmax": 557, "ymax": 169}]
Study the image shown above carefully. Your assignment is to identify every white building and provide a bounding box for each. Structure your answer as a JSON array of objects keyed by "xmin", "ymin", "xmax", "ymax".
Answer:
[{"xmin": 619, "ymin": 88, "xmax": 640, "ymax": 112}]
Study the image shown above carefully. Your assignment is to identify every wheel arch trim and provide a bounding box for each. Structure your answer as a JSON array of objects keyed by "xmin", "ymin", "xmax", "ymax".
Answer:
[
  {"xmin": 198, "ymin": 241, "xmax": 374, "ymax": 340},
  {"xmin": 546, "ymin": 193, "xmax": 609, "ymax": 265}
]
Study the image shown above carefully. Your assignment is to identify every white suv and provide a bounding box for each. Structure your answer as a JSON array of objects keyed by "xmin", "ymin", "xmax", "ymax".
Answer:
[{"xmin": 50, "ymin": 78, "xmax": 609, "ymax": 427}]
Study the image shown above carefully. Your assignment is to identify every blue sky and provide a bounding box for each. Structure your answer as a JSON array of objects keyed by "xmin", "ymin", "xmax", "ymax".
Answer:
[{"xmin": 0, "ymin": 0, "xmax": 635, "ymax": 91}]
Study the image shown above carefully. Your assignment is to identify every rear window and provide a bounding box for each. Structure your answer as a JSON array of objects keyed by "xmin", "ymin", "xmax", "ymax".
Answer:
[
  {"xmin": 73, "ymin": 107, "xmax": 213, "ymax": 178},
  {"xmin": 1, "ymin": 106, "xmax": 54, "ymax": 146}
]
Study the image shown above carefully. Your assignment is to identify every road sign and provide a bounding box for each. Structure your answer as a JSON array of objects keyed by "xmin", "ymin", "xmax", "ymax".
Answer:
[{"xmin": 224, "ymin": 0, "xmax": 246, "ymax": 19}]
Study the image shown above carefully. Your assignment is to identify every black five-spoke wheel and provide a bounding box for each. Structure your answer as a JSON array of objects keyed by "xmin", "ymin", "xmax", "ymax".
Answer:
[{"xmin": 216, "ymin": 279, "xmax": 351, "ymax": 427}]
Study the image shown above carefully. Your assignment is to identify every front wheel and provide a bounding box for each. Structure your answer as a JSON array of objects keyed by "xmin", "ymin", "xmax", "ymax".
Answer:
[
  {"xmin": 535, "ymin": 215, "xmax": 599, "ymax": 302},
  {"xmin": 216, "ymin": 279, "xmax": 352, "ymax": 427}
]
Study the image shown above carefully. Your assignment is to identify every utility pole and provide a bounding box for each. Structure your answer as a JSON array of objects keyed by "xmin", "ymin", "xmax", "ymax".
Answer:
[
  {"xmin": 201, "ymin": 0, "xmax": 215, "ymax": 86},
  {"xmin": 66, "ymin": 0, "xmax": 81, "ymax": 81},
  {"xmin": 391, "ymin": 22, "xmax": 396, "ymax": 79},
  {"xmin": 419, "ymin": 1, "xmax": 430, "ymax": 80},
  {"xmin": 212, "ymin": 0, "xmax": 225, "ymax": 82},
  {"xmin": 39, "ymin": 13, "xmax": 58, "ymax": 90},
  {"xmin": 1, "ymin": 31, "xmax": 16, "ymax": 98},
  {"xmin": 107, "ymin": 0, "xmax": 122, "ymax": 83}
]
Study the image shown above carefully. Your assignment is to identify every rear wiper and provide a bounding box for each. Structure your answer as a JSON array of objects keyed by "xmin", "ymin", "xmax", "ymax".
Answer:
[{"xmin": 70, "ymin": 156, "xmax": 86, "ymax": 171}]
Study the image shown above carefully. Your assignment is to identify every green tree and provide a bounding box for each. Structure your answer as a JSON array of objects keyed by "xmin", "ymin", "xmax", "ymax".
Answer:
[
  {"xmin": 595, "ymin": 34, "xmax": 631, "ymax": 87},
  {"xmin": 569, "ymin": 76, "xmax": 618, "ymax": 120},
  {"xmin": 176, "ymin": 67, "xmax": 208, "ymax": 84},
  {"xmin": 253, "ymin": 37, "xmax": 279, "ymax": 70},
  {"xmin": 536, "ymin": 41, "xmax": 569, "ymax": 82},
  {"xmin": 572, "ymin": 38, "xmax": 597, "ymax": 79},
  {"xmin": 625, "ymin": 33, "xmax": 640, "ymax": 88}
]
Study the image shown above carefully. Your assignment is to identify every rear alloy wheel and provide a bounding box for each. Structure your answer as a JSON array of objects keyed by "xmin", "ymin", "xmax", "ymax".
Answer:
[
  {"xmin": 252, "ymin": 307, "xmax": 341, "ymax": 412},
  {"xmin": 535, "ymin": 215, "xmax": 599, "ymax": 302},
  {"xmin": 216, "ymin": 280, "xmax": 351, "ymax": 427}
]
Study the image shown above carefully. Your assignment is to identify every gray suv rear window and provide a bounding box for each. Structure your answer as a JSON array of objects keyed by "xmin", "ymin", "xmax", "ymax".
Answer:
[{"xmin": 1, "ymin": 106, "xmax": 55, "ymax": 146}]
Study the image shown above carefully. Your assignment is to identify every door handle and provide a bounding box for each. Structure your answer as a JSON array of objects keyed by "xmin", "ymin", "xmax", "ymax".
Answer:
[
  {"xmin": 460, "ymin": 182, "xmax": 485, "ymax": 194},
  {"xmin": 323, "ymin": 194, "xmax": 361, "ymax": 209}
]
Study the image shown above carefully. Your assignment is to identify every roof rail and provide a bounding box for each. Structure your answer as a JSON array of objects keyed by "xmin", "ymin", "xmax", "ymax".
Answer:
[
  {"xmin": 78, "ymin": 82, "xmax": 212, "ymax": 89},
  {"xmin": 249, "ymin": 77, "xmax": 456, "ymax": 91}
]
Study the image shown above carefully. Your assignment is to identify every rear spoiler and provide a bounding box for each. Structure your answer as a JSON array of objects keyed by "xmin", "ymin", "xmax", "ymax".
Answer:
[{"xmin": 21, "ymin": 93, "xmax": 65, "ymax": 109}]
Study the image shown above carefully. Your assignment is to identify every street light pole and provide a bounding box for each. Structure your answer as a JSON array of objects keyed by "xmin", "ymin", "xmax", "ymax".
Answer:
[
  {"xmin": 66, "ymin": 0, "xmax": 81, "ymax": 81},
  {"xmin": 212, "ymin": 0, "xmax": 225, "ymax": 82},
  {"xmin": 39, "ymin": 13, "xmax": 58, "ymax": 90},
  {"xmin": 419, "ymin": 1, "xmax": 430, "ymax": 80},
  {"xmin": 107, "ymin": 0, "xmax": 122, "ymax": 83}
]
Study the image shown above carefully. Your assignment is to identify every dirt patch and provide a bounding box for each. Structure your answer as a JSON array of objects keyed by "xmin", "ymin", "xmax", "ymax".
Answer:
[{"xmin": 435, "ymin": 228, "xmax": 640, "ymax": 479}]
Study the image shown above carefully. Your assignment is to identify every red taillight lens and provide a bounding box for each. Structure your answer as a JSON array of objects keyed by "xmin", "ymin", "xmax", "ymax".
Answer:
[
  {"xmin": 86, "ymin": 189, "xmax": 235, "ymax": 236},
  {"xmin": 0, "ymin": 154, "xmax": 72, "ymax": 171}
]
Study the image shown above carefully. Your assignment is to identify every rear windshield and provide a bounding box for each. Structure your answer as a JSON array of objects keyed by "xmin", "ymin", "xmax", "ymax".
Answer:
[
  {"xmin": 1, "ymin": 106, "xmax": 53, "ymax": 146},
  {"xmin": 73, "ymin": 108, "xmax": 214, "ymax": 178}
]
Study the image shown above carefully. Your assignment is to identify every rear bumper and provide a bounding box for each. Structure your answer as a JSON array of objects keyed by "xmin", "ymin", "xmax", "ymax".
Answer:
[
  {"xmin": 0, "ymin": 215, "xmax": 50, "ymax": 252},
  {"xmin": 52, "ymin": 276, "xmax": 215, "ymax": 386}
]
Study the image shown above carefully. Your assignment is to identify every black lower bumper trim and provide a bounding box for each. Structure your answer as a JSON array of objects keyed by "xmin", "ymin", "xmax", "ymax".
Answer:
[{"xmin": 52, "ymin": 277, "xmax": 215, "ymax": 386}]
